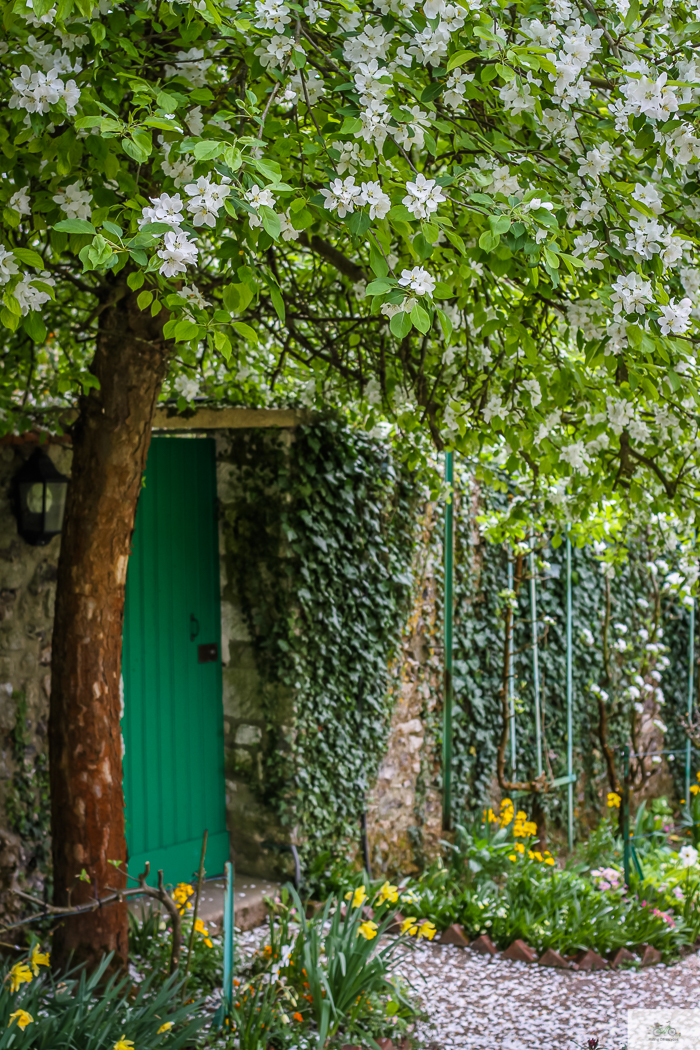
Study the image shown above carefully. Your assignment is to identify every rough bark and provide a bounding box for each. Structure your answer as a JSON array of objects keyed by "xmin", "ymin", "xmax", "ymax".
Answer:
[{"xmin": 49, "ymin": 279, "xmax": 172, "ymax": 970}]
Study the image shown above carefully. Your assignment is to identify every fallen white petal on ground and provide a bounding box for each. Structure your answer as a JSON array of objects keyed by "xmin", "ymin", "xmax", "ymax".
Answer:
[{"xmin": 395, "ymin": 942, "xmax": 700, "ymax": 1050}]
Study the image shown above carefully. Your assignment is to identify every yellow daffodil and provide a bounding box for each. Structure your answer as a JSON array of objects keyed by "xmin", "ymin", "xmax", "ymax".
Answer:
[
  {"xmin": 113, "ymin": 1036, "xmax": 135, "ymax": 1050},
  {"xmin": 528, "ymin": 850, "xmax": 543, "ymax": 862},
  {"xmin": 417, "ymin": 921, "xmax": 437, "ymax": 941},
  {"xmin": 6, "ymin": 962, "xmax": 32, "ymax": 993},
  {"xmin": 486, "ymin": 808, "xmax": 499, "ymax": 824},
  {"xmin": 30, "ymin": 945, "xmax": 50, "ymax": 975},
  {"xmin": 499, "ymin": 798, "xmax": 514, "ymax": 827},
  {"xmin": 344, "ymin": 887, "xmax": 367, "ymax": 908},
  {"xmin": 400, "ymin": 916, "xmax": 418, "ymax": 936},
  {"xmin": 376, "ymin": 881, "xmax": 399, "ymax": 906},
  {"xmin": 691, "ymin": 785, "xmax": 700, "ymax": 796},
  {"xmin": 696, "ymin": 771, "xmax": 700, "ymax": 781},
  {"xmin": 508, "ymin": 854, "xmax": 517, "ymax": 862},
  {"xmin": 514, "ymin": 843, "xmax": 525, "ymax": 854},
  {"xmin": 544, "ymin": 857, "xmax": 555, "ymax": 866},
  {"xmin": 358, "ymin": 920, "xmax": 378, "ymax": 940},
  {"xmin": 8, "ymin": 1010, "xmax": 33, "ymax": 1030},
  {"xmin": 607, "ymin": 792, "xmax": 621, "ymax": 809},
  {"xmin": 194, "ymin": 919, "xmax": 213, "ymax": 948},
  {"xmin": 172, "ymin": 883, "xmax": 194, "ymax": 913},
  {"xmin": 157, "ymin": 1023, "xmax": 173, "ymax": 1035},
  {"xmin": 516, "ymin": 810, "xmax": 527, "ymax": 821}
]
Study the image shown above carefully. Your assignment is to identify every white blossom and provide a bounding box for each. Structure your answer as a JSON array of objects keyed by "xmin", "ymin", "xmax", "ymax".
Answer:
[
  {"xmin": 157, "ymin": 230, "xmax": 199, "ymax": 277},
  {"xmin": 398, "ymin": 266, "xmax": 435, "ymax": 297},
  {"xmin": 53, "ymin": 181, "xmax": 92, "ymax": 221}
]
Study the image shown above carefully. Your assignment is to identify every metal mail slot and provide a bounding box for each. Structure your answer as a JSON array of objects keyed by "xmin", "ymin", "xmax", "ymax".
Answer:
[{"xmin": 198, "ymin": 643, "xmax": 219, "ymax": 663}]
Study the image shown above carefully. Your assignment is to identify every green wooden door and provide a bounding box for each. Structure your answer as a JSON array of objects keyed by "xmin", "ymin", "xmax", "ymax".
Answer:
[{"xmin": 122, "ymin": 436, "xmax": 229, "ymax": 885}]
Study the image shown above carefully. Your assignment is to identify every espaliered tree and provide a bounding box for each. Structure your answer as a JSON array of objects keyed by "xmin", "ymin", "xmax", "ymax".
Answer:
[{"xmin": 3, "ymin": 0, "xmax": 700, "ymax": 965}]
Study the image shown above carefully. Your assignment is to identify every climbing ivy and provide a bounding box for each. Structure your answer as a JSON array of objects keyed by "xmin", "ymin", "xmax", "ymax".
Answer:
[
  {"xmin": 227, "ymin": 418, "xmax": 419, "ymax": 861},
  {"xmin": 5, "ymin": 692, "xmax": 51, "ymax": 881},
  {"xmin": 227, "ymin": 423, "xmax": 693, "ymax": 864}
]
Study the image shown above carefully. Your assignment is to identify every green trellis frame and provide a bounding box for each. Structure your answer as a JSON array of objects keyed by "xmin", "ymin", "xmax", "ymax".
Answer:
[{"xmin": 441, "ymin": 467, "xmax": 697, "ymax": 850}]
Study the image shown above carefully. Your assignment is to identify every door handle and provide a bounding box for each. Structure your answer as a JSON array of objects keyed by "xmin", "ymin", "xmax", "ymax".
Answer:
[{"xmin": 190, "ymin": 614, "xmax": 200, "ymax": 642}]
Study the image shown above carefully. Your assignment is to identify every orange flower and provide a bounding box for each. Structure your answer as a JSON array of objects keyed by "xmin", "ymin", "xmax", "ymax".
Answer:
[{"xmin": 293, "ymin": 1012, "xmax": 303, "ymax": 1023}]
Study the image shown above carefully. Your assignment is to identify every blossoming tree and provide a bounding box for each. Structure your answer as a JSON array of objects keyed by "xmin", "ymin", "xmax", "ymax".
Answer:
[{"xmin": 2, "ymin": 0, "xmax": 700, "ymax": 963}]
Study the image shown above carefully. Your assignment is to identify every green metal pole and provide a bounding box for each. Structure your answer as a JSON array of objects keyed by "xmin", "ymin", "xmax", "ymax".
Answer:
[
  {"xmin": 529, "ymin": 542, "xmax": 543, "ymax": 777},
  {"xmin": 507, "ymin": 553, "xmax": 516, "ymax": 776},
  {"xmin": 442, "ymin": 451, "xmax": 454, "ymax": 831},
  {"xmin": 566, "ymin": 528, "xmax": 574, "ymax": 851},
  {"xmin": 686, "ymin": 598, "xmax": 695, "ymax": 803},
  {"xmin": 623, "ymin": 745, "xmax": 631, "ymax": 888},
  {"xmin": 222, "ymin": 860, "xmax": 235, "ymax": 1012}
]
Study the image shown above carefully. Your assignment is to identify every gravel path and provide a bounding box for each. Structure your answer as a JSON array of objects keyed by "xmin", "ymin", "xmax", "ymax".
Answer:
[{"xmin": 397, "ymin": 941, "xmax": 700, "ymax": 1050}]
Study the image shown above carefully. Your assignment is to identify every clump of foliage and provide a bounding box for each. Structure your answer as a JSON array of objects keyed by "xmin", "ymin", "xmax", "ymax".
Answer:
[
  {"xmin": 220, "ymin": 885, "xmax": 423, "ymax": 1049},
  {"xmin": 0, "ymin": 945, "xmax": 203, "ymax": 1050}
]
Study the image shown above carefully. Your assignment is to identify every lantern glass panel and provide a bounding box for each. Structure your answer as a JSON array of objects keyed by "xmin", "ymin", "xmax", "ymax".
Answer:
[{"xmin": 45, "ymin": 481, "xmax": 67, "ymax": 532}]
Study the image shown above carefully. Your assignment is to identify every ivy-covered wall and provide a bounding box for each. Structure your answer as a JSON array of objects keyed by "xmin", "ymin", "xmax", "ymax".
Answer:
[
  {"xmin": 222, "ymin": 420, "xmax": 420, "ymax": 870},
  {"xmin": 434, "ymin": 469, "xmax": 692, "ymax": 840}
]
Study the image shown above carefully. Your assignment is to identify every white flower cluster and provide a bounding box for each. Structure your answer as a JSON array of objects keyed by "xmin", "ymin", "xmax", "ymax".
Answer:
[
  {"xmin": 53, "ymin": 181, "xmax": 92, "ymax": 221},
  {"xmin": 402, "ymin": 174, "xmax": 446, "ymax": 220},
  {"xmin": 136, "ymin": 176, "xmax": 231, "ymax": 277},
  {"xmin": 320, "ymin": 176, "xmax": 391, "ymax": 220},
  {"xmin": 9, "ymin": 63, "xmax": 80, "ymax": 116}
]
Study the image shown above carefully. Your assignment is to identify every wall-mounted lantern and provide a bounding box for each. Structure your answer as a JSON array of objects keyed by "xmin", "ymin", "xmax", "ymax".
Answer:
[{"xmin": 13, "ymin": 448, "xmax": 69, "ymax": 546}]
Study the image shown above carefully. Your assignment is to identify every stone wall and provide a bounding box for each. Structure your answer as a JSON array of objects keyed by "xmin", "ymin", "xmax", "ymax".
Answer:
[
  {"xmin": 215, "ymin": 430, "xmax": 295, "ymax": 881},
  {"xmin": 366, "ymin": 507, "xmax": 443, "ymax": 875},
  {"xmin": 0, "ymin": 441, "xmax": 70, "ymax": 919}
]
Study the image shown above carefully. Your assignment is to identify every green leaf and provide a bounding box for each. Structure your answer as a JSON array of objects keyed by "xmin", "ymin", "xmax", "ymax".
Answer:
[
  {"xmin": 479, "ymin": 230, "xmax": 499, "ymax": 252},
  {"xmin": 232, "ymin": 321, "xmax": 258, "ymax": 343},
  {"xmin": 410, "ymin": 303, "xmax": 431, "ymax": 334},
  {"xmin": 369, "ymin": 242, "xmax": 389, "ymax": 278},
  {"xmin": 193, "ymin": 139, "xmax": 224, "ymax": 161},
  {"xmin": 223, "ymin": 282, "xmax": 255, "ymax": 315},
  {"xmin": 489, "ymin": 215, "xmax": 511, "ymax": 235},
  {"xmin": 260, "ymin": 206, "xmax": 281, "ymax": 240},
  {"xmin": 137, "ymin": 290, "xmax": 154, "ymax": 310},
  {"xmin": 54, "ymin": 219, "xmax": 96, "ymax": 235},
  {"xmin": 389, "ymin": 311, "xmax": 412, "ymax": 339},
  {"xmin": 366, "ymin": 278, "xmax": 394, "ymax": 294},
  {"xmin": 173, "ymin": 319, "xmax": 201, "ymax": 342},
  {"xmin": 447, "ymin": 49, "xmax": 478, "ymax": 71},
  {"xmin": 268, "ymin": 282, "xmax": 285, "ymax": 323},
  {"xmin": 437, "ymin": 308, "xmax": 453, "ymax": 343},
  {"xmin": 13, "ymin": 247, "xmax": 44, "ymax": 269},
  {"xmin": 213, "ymin": 330, "xmax": 232, "ymax": 360},
  {"xmin": 122, "ymin": 138, "xmax": 150, "ymax": 164},
  {"xmin": 128, "ymin": 271, "xmax": 145, "ymax": 291},
  {"xmin": 74, "ymin": 116, "xmax": 103, "ymax": 129},
  {"xmin": 23, "ymin": 312, "xmax": 47, "ymax": 343}
]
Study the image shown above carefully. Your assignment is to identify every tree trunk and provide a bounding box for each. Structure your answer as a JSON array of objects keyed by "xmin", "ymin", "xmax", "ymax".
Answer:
[{"xmin": 49, "ymin": 281, "xmax": 171, "ymax": 970}]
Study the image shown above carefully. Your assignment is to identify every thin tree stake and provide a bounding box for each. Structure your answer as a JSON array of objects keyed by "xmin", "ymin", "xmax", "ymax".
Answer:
[{"xmin": 182, "ymin": 830, "xmax": 208, "ymax": 998}]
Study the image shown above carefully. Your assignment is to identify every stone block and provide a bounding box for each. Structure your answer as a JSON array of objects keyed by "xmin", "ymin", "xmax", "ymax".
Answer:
[
  {"xmin": 538, "ymin": 948, "xmax": 571, "ymax": 968},
  {"xmin": 639, "ymin": 944, "xmax": 662, "ymax": 966},
  {"xmin": 501, "ymin": 939, "xmax": 538, "ymax": 963},
  {"xmin": 235, "ymin": 724, "xmax": 262, "ymax": 746},
  {"xmin": 470, "ymin": 934, "xmax": 498, "ymax": 956},
  {"xmin": 439, "ymin": 923, "xmax": 470, "ymax": 947},
  {"xmin": 575, "ymin": 949, "xmax": 608, "ymax": 971},
  {"xmin": 609, "ymin": 947, "xmax": 637, "ymax": 969}
]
